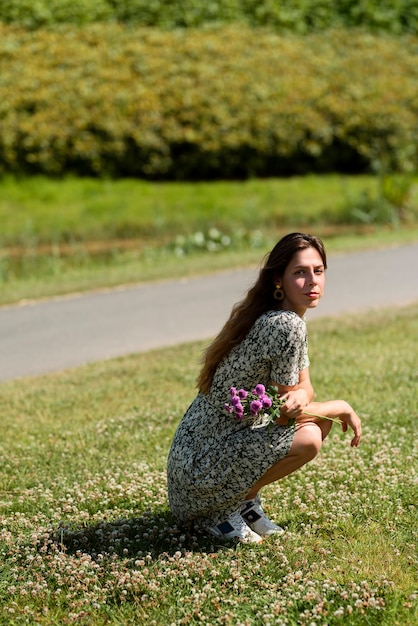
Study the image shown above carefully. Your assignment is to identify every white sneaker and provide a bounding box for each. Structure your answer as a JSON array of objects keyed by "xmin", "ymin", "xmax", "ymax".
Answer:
[
  {"xmin": 206, "ymin": 510, "xmax": 263, "ymax": 544},
  {"xmin": 240, "ymin": 498, "xmax": 284, "ymax": 536}
]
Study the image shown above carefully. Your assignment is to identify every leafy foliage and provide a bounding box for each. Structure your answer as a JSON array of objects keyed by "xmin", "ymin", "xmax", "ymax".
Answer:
[
  {"xmin": 0, "ymin": 25, "xmax": 418, "ymax": 179},
  {"xmin": 1, "ymin": 0, "xmax": 418, "ymax": 33}
]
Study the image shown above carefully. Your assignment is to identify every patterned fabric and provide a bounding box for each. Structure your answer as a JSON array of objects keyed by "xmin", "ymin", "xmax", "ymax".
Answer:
[{"xmin": 167, "ymin": 310, "xmax": 309, "ymax": 529}]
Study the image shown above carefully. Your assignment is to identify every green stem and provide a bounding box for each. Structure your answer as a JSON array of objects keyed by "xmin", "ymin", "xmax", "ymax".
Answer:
[{"xmin": 302, "ymin": 411, "xmax": 342, "ymax": 424}]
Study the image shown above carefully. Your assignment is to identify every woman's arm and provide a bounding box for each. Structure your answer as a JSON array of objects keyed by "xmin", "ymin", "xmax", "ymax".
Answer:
[
  {"xmin": 273, "ymin": 367, "xmax": 314, "ymax": 413},
  {"xmin": 300, "ymin": 399, "xmax": 362, "ymax": 447},
  {"xmin": 276, "ymin": 396, "xmax": 362, "ymax": 448},
  {"xmin": 273, "ymin": 373, "xmax": 362, "ymax": 447}
]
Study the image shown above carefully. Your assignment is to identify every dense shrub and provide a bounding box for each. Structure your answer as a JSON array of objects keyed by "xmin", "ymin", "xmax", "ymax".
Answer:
[
  {"xmin": 1, "ymin": 0, "xmax": 418, "ymax": 33},
  {"xmin": 0, "ymin": 0, "xmax": 113, "ymax": 27},
  {"xmin": 0, "ymin": 25, "xmax": 417, "ymax": 179}
]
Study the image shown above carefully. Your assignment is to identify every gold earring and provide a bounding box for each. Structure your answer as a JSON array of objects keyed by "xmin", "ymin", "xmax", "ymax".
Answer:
[{"xmin": 273, "ymin": 284, "xmax": 284, "ymax": 301}]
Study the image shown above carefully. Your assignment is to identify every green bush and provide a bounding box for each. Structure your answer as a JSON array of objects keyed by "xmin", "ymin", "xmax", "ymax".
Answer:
[
  {"xmin": 1, "ymin": 0, "xmax": 418, "ymax": 32},
  {"xmin": 108, "ymin": 0, "xmax": 244, "ymax": 29},
  {"xmin": 0, "ymin": 25, "xmax": 417, "ymax": 179},
  {"xmin": 0, "ymin": 0, "xmax": 113, "ymax": 27}
]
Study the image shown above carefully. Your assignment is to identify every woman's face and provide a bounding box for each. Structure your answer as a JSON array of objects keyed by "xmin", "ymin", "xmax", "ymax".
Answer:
[{"xmin": 280, "ymin": 246, "xmax": 326, "ymax": 317}]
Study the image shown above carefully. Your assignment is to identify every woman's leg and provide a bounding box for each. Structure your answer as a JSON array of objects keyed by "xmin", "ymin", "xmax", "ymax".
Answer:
[{"xmin": 245, "ymin": 420, "xmax": 332, "ymax": 500}]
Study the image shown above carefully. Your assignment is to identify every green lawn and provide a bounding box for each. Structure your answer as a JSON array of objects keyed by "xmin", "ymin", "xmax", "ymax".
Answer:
[
  {"xmin": 1, "ymin": 173, "xmax": 418, "ymax": 305},
  {"xmin": 1, "ymin": 304, "xmax": 417, "ymax": 625},
  {"xmin": 0, "ymin": 174, "xmax": 388, "ymax": 245}
]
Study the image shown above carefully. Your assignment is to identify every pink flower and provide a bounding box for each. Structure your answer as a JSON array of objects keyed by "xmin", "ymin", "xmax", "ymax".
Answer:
[
  {"xmin": 261, "ymin": 395, "xmax": 272, "ymax": 409},
  {"xmin": 225, "ymin": 383, "xmax": 287, "ymax": 425},
  {"xmin": 250, "ymin": 400, "xmax": 263, "ymax": 416},
  {"xmin": 253, "ymin": 384, "xmax": 266, "ymax": 397},
  {"xmin": 235, "ymin": 403, "xmax": 244, "ymax": 418}
]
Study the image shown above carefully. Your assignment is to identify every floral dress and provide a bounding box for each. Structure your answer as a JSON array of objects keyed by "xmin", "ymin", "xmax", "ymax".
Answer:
[{"xmin": 167, "ymin": 310, "xmax": 310, "ymax": 530}]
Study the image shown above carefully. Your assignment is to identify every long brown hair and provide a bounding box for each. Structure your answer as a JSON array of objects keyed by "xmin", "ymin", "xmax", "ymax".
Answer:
[{"xmin": 197, "ymin": 232, "xmax": 327, "ymax": 393}]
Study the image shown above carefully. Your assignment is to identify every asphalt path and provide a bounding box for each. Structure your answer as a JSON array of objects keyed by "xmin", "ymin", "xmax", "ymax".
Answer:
[{"xmin": 1, "ymin": 242, "xmax": 417, "ymax": 382}]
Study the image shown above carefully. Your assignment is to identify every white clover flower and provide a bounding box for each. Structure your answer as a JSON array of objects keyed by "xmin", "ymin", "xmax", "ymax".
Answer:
[{"xmin": 193, "ymin": 231, "xmax": 205, "ymax": 245}]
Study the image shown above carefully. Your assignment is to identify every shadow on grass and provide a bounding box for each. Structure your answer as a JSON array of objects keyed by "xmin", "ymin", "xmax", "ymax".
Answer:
[{"xmin": 52, "ymin": 508, "xmax": 233, "ymax": 560}]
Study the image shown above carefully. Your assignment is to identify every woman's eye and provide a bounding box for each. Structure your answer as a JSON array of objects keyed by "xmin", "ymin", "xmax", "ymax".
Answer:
[{"xmin": 294, "ymin": 268, "xmax": 323, "ymax": 276}]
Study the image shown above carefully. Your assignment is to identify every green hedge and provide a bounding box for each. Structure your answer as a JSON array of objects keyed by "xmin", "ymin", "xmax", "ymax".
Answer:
[
  {"xmin": 1, "ymin": 0, "xmax": 418, "ymax": 33},
  {"xmin": 1, "ymin": 25, "xmax": 417, "ymax": 179}
]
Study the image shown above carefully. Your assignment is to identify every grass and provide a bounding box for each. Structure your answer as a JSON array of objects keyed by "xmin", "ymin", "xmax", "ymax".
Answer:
[
  {"xmin": 1, "ymin": 173, "xmax": 418, "ymax": 305},
  {"xmin": 0, "ymin": 303, "xmax": 417, "ymax": 625},
  {"xmin": 0, "ymin": 174, "xmax": 389, "ymax": 245}
]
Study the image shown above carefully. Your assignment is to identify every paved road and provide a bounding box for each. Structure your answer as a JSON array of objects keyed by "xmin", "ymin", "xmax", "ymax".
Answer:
[{"xmin": 1, "ymin": 243, "xmax": 417, "ymax": 382}]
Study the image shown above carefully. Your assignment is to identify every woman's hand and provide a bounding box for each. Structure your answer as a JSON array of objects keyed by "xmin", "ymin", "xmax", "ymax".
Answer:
[
  {"xmin": 340, "ymin": 406, "xmax": 362, "ymax": 447},
  {"xmin": 279, "ymin": 389, "xmax": 310, "ymax": 419}
]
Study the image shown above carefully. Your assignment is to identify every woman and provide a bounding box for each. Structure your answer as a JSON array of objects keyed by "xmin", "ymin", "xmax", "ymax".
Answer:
[{"xmin": 167, "ymin": 233, "xmax": 362, "ymax": 543}]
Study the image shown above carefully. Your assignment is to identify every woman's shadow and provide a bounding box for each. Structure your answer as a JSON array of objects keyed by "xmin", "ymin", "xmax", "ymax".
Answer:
[{"xmin": 54, "ymin": 508, "xmax": 231, "ymax": 560}]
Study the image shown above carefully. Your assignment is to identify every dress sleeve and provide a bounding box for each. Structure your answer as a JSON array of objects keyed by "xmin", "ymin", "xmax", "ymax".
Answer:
[{"xmin": 268, "ymin": 312, "xmax": 310, "ymax": 386}]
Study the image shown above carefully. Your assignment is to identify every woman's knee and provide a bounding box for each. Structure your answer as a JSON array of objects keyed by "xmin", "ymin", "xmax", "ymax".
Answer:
[{"xmin": 291, "ymin": 423, "xmax": 323, "ymax": 460}]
